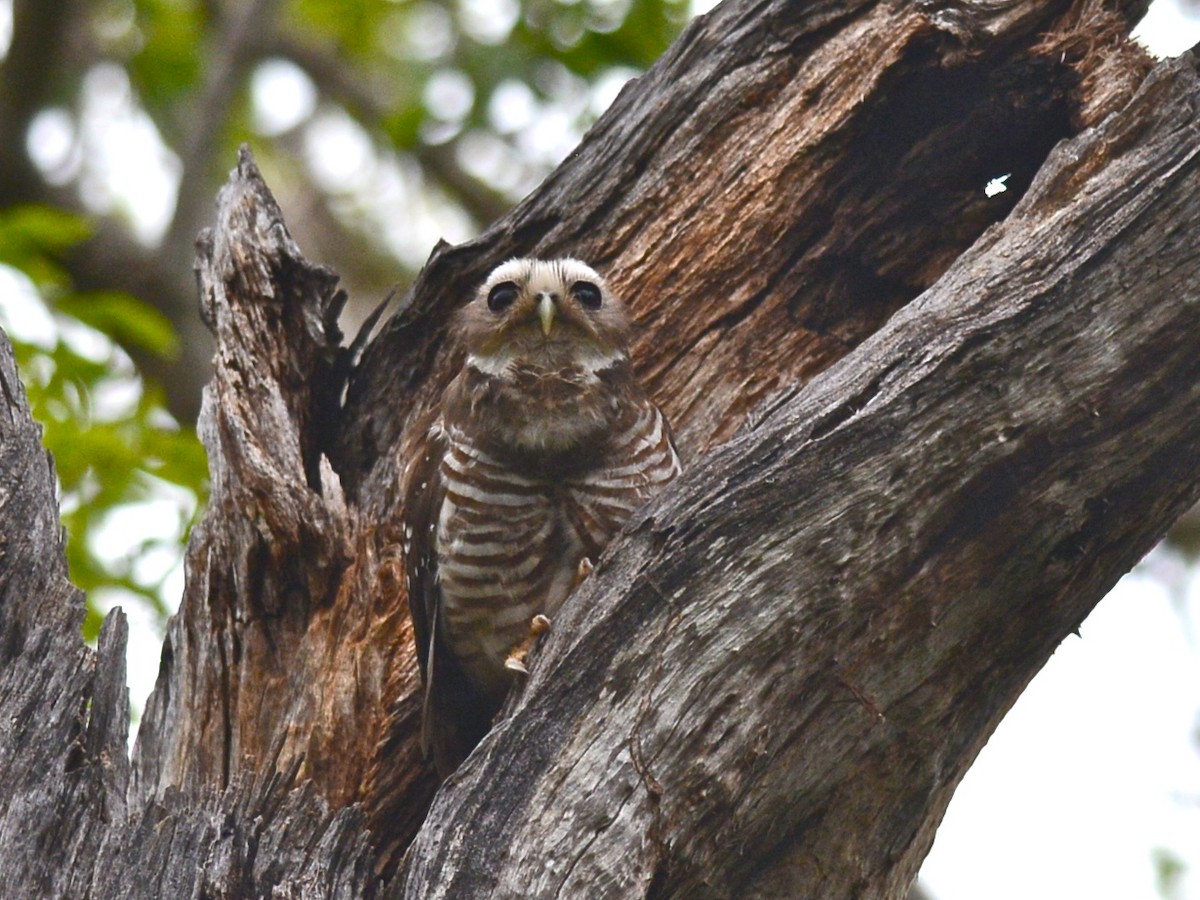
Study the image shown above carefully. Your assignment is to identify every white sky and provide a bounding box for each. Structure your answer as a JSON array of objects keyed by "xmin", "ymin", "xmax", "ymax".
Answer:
[
  {"xmin": 2, "ymin": 0, "xmax": 1199, "ymax": 895},
  {"xmin": 921, "ymin": 559, "xmax": 1200, "ymax": 899}
]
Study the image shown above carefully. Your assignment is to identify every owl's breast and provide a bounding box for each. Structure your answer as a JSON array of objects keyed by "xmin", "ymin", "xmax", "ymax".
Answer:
[
  {"xmin": 435, "ymin": 432, "xmax": 586, "ymax": 698},
  {"xmin": 435, "ymin": 404, "xmax": 679, "ymax": 698}
]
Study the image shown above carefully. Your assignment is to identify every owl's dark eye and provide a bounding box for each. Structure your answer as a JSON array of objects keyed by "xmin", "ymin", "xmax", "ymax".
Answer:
[
  {"xmin": 487, "ymin": 282, "xmax": 519, "ymax": 313},
  {"xmin": 573, "ymin": 281, "xmax": 602, "ymax": 310}
]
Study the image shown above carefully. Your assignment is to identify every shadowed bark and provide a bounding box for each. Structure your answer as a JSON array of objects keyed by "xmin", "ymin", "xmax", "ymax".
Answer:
[{"xmin": 3, "ymin": 0, "xmax": 1199, "ymax": 896}]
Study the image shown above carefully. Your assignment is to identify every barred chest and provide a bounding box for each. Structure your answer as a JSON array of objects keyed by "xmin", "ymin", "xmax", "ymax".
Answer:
[{"xmin": 434, "ymin": 410, "xmax": 679, "ymax": 699}]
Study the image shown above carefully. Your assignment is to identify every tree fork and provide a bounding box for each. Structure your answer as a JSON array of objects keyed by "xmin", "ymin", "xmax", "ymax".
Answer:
[
  {"xmin": 399, "ymin": 50, "xmax": 1200, "ymax": 900},
  {"xmin": 2, "ymin": 0, "xmax": 1198, "ymax": 896}
]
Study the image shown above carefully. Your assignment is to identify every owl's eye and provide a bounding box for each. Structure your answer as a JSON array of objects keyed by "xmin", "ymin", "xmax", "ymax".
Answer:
[
  {"xmin": 573, "ymin": 281, "xmax": 602, "ymax": 310},
  {"xmin": 487, "ymin": 282, "xmax": 519, "ymax": 312}
]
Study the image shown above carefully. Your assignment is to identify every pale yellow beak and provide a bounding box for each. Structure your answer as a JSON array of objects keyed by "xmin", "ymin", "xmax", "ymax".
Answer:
[{"xmin": 538, "ymin": 294, "xmax": 555, "ymax": 336}]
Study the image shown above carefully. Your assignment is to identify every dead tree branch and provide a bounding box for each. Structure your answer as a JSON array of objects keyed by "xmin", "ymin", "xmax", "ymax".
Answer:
[{"xmin": 2, "ymin": 0, "xmax": 1197, "ymax": 897}]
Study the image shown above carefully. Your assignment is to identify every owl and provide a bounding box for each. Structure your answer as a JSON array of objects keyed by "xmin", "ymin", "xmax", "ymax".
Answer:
[{"xmin": 401, "ymin": 258, "xmax": 681, "ymax": 776}]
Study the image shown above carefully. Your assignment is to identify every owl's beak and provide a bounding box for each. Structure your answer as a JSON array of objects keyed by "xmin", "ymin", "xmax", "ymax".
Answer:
[{"xmin": 537, "ymin": 294, "xmax": 556, "ymax": 336}]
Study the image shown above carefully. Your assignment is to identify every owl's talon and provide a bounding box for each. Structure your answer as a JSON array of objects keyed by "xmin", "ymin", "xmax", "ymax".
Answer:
[
  {"xmin": 505, "ymin": 614, "xmax": 553, "ymax": 675},
  {"xmin": 573, "ymin": 557, "xmax": 594, "ymax": 590}
]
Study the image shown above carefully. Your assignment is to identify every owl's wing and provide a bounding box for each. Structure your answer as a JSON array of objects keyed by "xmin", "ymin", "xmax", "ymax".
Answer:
[
  {"xmin": 401, "ymin": 414, "xmax": 492, "ymax": 776},
  {"xmin": 400, "ymin": 413, "xmax": 447, "ymax": 757}
]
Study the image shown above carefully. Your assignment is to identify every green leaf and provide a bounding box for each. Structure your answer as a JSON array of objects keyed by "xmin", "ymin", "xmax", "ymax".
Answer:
[
  {"xmin": 8, "ymin": 280, "xmax": 205, "ymax": 645},
  {"xmin": 0, "ymin": 206, "xmax": 93, "ymax": 289},
  {"xmin": 1153, "ymin": 847, "xmax": 1186, "ymax": 900},
  {"xmin": 0, "ymin": 206, "xmax": 93, "ymax": 253},
  {"xmin": 57, "ymin": 292, "xmax": 181, "ymax": 361},
  {"xmin": 286, "ymin": 0, "xmax": 383, "ymax": 57},
  {"xmin": 128, "ymin": 0, "xmax": 206, "ymax": 119},
  {"xmin": 81, "ymin": 603, "xmax": 106, "ymax": 643}
]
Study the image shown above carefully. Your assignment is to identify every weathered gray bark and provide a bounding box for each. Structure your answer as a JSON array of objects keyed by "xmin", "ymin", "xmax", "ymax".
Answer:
[
  {"xmin": 0, "ymin": 330, "xmax": 378, "ymax": 896},
  {"xmin": 398, "ymin": 49, "xmax": 1200, "ymax": 900},
  {"xmin": 2, "ymin": 0, "xmax": 1198, "ymax": 896}
]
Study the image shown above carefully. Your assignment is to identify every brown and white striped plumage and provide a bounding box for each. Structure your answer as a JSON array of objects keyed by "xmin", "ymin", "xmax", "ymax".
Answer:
[{"xmin": 401, "ymin": 258, "xmax": 680, "ymax": 775}]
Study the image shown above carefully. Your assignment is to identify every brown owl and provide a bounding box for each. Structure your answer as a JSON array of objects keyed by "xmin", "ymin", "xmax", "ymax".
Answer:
[{"xmin": 401, "ymin": 258, "xmax": 681, "ymax": 776}]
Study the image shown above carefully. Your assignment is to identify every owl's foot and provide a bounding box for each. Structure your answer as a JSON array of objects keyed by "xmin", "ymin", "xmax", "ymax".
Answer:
[
  {"xmin": 574, "ymin": 557, "xmax": 594, "ymax": 590},
  {"xmin": 505, "ymin": 562, "xmax": 591, "ymax": 674},
  {"xmin": 504, "ymin": 614, "xmax": 553, "ymax": 675}
]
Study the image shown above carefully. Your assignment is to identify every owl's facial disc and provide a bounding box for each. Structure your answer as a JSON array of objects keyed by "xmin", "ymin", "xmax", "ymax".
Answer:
[{"xmin": 462, "ymin": 258, "xmax": 631, "ymax": 376}]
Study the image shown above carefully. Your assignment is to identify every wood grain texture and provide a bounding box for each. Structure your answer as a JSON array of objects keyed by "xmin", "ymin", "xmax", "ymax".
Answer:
[
  {"xmin": 338, "ymin": 0, "xmax": 1149, "ymax": 478},
  {"xmin": 0, "ymin": 327, "xmax": 126, "ymax": 894},
  {"xmin": 2, "ymin": 0, "xmax": 1196, "ymax": 896},
  {"xmin": 127, "ymin": 150, "xmax": 439, "ymax": 843},
  {"xmin": 0, "ymin": 329, "xmax": 379, "ymax": 897},
  {"xmin": 352, "ymin": 0, "xmax": 1158, "ymax": 869},
  {"xmin": 396, "ymin": 53, "xmax": 1200, "ymax": 897}
]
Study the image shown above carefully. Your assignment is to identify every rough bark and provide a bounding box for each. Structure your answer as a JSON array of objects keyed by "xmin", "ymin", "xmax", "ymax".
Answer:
[
  {"xmin": 2, "ymin": 0, "xmax": 1198, "ymax": 897},
  {"xmin": 0, "ymin": 330, "xmax": 377, "ymax": 897},
  {"xmin": 399, "ymin": 48, "xmax": 1200, "ymax": 900}
]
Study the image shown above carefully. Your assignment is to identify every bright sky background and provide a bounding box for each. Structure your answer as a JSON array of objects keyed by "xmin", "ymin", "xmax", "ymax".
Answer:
[
  {"xmin": 921, "ymin": 557, "xmax": 1200, "ymax": 899},
  {"xmin": 2, "ymin": 0, "xmax": 1199, "ymax": 897}
]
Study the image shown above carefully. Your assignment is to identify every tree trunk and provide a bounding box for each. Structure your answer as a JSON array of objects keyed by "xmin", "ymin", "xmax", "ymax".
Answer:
[{"xmin": 3, "ymin": 0, "xmax": 1199, "ymax": 896}]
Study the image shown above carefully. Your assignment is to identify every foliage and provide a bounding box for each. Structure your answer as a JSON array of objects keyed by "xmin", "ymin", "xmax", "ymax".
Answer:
[
  {"xmin": 1153, "ymin": 847, "xmax": 1187, "ymax": 900},
  {"xmin": 0, "ymin": 205, "xmax": 207, "ymax": 640},
  {"xmin": 77, "ymin": 0, "xmax": 690, "ymax": 272}
]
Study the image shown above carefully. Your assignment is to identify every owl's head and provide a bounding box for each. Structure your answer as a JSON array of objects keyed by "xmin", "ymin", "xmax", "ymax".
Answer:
[{"xmin": 457, "ymin": 258, "xmax": 631, "ymax": 375}]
